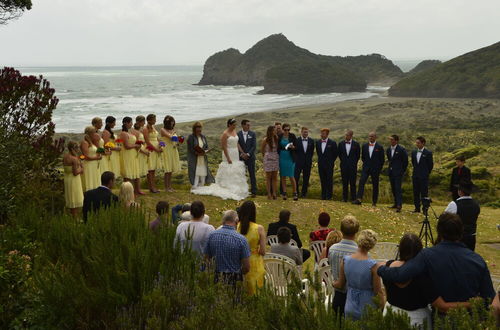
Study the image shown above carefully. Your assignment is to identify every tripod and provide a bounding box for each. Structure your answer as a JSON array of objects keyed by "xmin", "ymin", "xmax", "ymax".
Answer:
[{"xmin": 418, "ymin": 211, "xmax": 434, "ymax": 247}]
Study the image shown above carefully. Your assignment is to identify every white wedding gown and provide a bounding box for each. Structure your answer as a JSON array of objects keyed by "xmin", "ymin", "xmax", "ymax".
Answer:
[{"xmin": 191, "ymin": 135, "xmax": 249, "ymax": 200}]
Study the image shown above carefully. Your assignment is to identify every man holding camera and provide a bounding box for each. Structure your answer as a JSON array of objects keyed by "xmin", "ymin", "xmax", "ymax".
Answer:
[
  {"xmin": 411, "ymin": 136, "xmax": 433, "ymax": 213},
  {"xmin": 444, "ymin": 181, "xmax": 480, "ymax": 251}
]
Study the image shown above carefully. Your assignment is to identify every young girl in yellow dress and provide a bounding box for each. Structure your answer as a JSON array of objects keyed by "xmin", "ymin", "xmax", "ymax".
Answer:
[
  {"xmin": 102, "ymin": 116, "xmax": 121, "ymax": 178},
  {"xmin": 237, "ymin": 200, "xmax": 266, "ymax": 295},
  {"xmin": 63, "ymin": 141, "xmax": 84, "ymax": 217},
  {"xmin": 92, "ymin": 117, "xmax": 111, "ymax": 175},
  {"xmin": 132, "ymin": 116, "xmax": 150, "ymax": 185},
  {"xmin": 80, "ymin": 126, "xmax": 102, "ymax": 192},
  {"xmin": 160, "ymin": 115, "xmax": 181, "ymax": 192},
  {"xmin": 119, "ymin": 117, "xmax": 142, "ymax": 195},
  {"xmin": 143, "ymin": 114, "xmax": 162, "ymax": 193}
]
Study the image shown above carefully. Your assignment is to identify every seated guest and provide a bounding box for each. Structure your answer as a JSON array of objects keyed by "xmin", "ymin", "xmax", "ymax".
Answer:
[
  {"xmin": 175, "ymin": 201, "xmax": 215, "ymax": 256},
  {"xmin": 329, "ymin": 215, "xmax": 360, "ymax": 316},
  {"xmin": 171, "ymin": 203, "xmax": 191, "ymax": 224},
  {"xmin": 333, "ymin": 229, "xmax": 384, "ymax": 320},
  {"xmin": 383, "ymin": 233, "xmax": 470, "ymax": 328},
  {"xmin": 267, "ymin": 209, "xmax": 311, "ymax": 262},
  {"xmin": 82, "ymin": 171, "xmax": 119, "ymax": 223},
  {"xmin": 310, "ymin": 212, "xmax": 333, "ymax": 241},
  {"xmin": 177, "ymin": 203, "xmax": 210, "ymax": 224},
  {"xmin": 320, "ymin": 229, "xmax": 343, "ymax": 260},
  {"xmin": 204, "ymin": 210, "xmax": 250, "ymax": 286},
  {"xmin": 270, "ymin": 227, "xmax": 303, "ymax": 265},
  {"xmin": 149, "ymin": 201, "xmax": 169, "ymax": 231},
  {"xmin": 377, "ymin": 213, "xmax": 495, "ymax": 307},
  {"xmin": 119, "ymin": 182, "xmax": 139, "ymax": 208},
  {"xmin": 444, "ymin": 181, "xmax": 480, "ymax": 251}
]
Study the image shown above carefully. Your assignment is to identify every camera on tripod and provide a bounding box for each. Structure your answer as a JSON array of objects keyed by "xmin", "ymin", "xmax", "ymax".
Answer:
[{"xmin": 421, "ymin": 197, "xmax": 432, "ymax": 215}]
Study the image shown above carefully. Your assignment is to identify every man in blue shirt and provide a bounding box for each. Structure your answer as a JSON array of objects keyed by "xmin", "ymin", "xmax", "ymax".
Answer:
[
  {"xmin": 205, "ymin": 210, "xmax": 250, "ymax": 286},
  {"xmin": 377, "ymin": 213, "xmax": 495, "ymax": 306}
]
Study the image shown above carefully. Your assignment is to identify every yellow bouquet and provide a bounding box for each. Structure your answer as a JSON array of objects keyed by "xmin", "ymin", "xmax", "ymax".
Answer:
[{"xmin": 104, "ymin": 141, "xmax": 116, "ymax": 149}]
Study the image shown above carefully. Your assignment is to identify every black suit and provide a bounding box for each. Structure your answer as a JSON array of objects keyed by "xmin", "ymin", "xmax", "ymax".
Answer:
[
  {"xmin": 338, "ymin": 140, "xmax": 360, "ymax": 202},
  {"xmin": 449, "ymin": 166, "xmax": 471, "ymax": 200},
  {"xmin": 411, "ymin": 148, "xmax": 433, "ymax": 211},
  {"xmin": 267, "ymin": 221, "xmax": 310, "ymax": 262},
  {"xmin": 82, "ymin": 186, "xmax": 119, "ymax": 222},
  {"xmin": 238, "ymin": 130, "xmax": 257, "ymax": 195},
  {"xmin": 356, "ymin": 142, "xmax": 385, "ymax": 204},
  {"xmin": 387, "ymin": 145, "xmax": 409, "ymax": 207},
  {"xmin": 316, "ymin": 138, "xmax": 338, "ymax": 200},
  {"xmin": 294, "ymin": 136, "xmax": 315, "ymax": 197}
]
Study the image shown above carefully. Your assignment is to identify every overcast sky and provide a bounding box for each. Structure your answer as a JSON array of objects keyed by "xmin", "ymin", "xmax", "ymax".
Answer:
[{"xmin": 1, "ymin": 0, "xmax": 499, "ymax": 66}]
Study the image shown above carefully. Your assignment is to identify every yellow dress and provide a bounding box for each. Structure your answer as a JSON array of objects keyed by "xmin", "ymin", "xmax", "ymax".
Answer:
[
  {"xmin": 108, "ymin": 136, "xmax": 121, "ymax": 177},
  {"xmin": 239, "ymin": 222, "xmax": 265, "ymax": 295},
  {"xmin": 64, "ymin": 164, "xmax": 84, "ymax": 208},
  {"xmin": 81, "ymin": 144, "xmax": 100, "ymax": 192},
  {"xmin": 160, "ymin": 133, "xmax": 181, "ymax": 173},
  {"xmin": 147, "ymin": 128, "xmax": 162, "ymax": 171},
  {"xmin": 98, "ymin": 138, "xmax": 110, "ymax": 175},
  {"xmin": 137, "ymin": 132, "xmax": 148, "ymax": 177},
  {"xmin": 120, "ymin": 133, "xmax": 140, "ymax": 179}
]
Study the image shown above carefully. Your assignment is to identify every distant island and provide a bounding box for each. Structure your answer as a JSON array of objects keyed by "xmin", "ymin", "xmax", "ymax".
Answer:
[
  {"xmin": 390, "ymin": 41, "xmax": 500, "ymax": 98},
  {"xmin": 198, "ymin": 34, "xmax": 403, "ymax": 94}
]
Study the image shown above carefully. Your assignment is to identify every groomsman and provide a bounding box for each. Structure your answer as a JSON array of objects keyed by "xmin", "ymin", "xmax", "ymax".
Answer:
[
  {"xmin": 316, "ymin": 128, "xmax": 338, "ymax": 200},
  {"xmin": 294, "ymin": 127, "xmax": 315, "ymax": 197},
  {"xmin": 353, "ymin": 132, "xmax": 385, "ymax": 206},
  {"xmin": 449, "ymin": 155, "xmax": 471, "ymax": 201},
  {"xmin": 338, "ymin": 129, "xmax": 360, "ymax": 202},
  {"xmin": 386, "ymin": 135, "xmax": 408, "ymax": 212},
  {"xmin": 411, "ymin": 136, "xmax": 433, "ymax": 213},
  {"xmin": 238, "ymin": 119, "xmax": 257, "ymax": 197}
]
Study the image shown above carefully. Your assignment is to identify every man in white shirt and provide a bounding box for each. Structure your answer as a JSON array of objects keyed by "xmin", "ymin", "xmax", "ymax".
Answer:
[
  {"xmin": 175, "ymin": 201, "xmax": 215, "ymax": 256},
  {"xmin": 338, "ymin": 129, "xmax": 360, "ymax": 202},
  {"xmin": 237, "ymin": 119, "xmax": 257, "ymax": 197},
  {"xmin": 294, "ymin": 127, "xmax": 315, "ymax": 197},
  {"xmin": 411, "ymin": 136, "xmax": 433, "ymax": 213}
]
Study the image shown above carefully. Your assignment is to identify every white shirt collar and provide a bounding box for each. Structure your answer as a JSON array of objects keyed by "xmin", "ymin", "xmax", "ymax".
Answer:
[
  {"xmin": 99, "ymin": 185, "xmax": 110, "ymax": 190},
  {"xmin": 456, "ymin": 196, "xmax": 472, "ymax": 200}
]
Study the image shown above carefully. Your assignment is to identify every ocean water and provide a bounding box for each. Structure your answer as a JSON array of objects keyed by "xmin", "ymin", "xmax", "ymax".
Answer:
[{"xmin": 17, "ymin": 66, "xmax": 386, "ymax": 133}]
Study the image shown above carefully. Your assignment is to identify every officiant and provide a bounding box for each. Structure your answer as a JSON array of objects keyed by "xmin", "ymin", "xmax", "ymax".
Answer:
[
  {"xmin": 278, "ymin": 123, "xmax": 298, "ymax": 201},
  {"xmin": 187, "ymin": 121, "xmax": 215, "ymax": 189}
]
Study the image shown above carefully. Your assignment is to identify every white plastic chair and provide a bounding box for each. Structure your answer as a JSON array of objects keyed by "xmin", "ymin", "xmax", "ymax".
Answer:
[
  {"xmin": 318, "ymin": 265, "xmax": 335, "ymax": 307},
  {"xmin": 310, "ymin": 240, "xmax": 326, "ymax": 267},
  {"xmin": 318, "ymin": 258, "xmax": 329, "ymax": 268},
  {"xmin": 371, "ymin": 242, "xmax": 399, "ymax": 261},
  {"xmin": 268, "ymin": 235, "xmax": 298, "ymax": 247},
  {"xmin": 264, "ymin": 253, "xmax": 307, "ymax": 296},
  {"xmin": 492, "ymin": 276, "xmax": 500, "ymax": 291}
]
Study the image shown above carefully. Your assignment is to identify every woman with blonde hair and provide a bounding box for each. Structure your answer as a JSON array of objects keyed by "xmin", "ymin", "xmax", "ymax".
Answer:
[
  {"xmin": 92, "ymin": 117, "xmax": 111, "ymax": 175},
  {"xmin": 320, "ymin": 229, "xmax": 343, "ymax": 260},
  {"xmin": 160, "ymin": 115, "xmax": 182, "ymax": 192},
  {"xmin": 80, "ymin": 126, "xmax": 102, "ymax": 192},
  {"xmin": 63, "ymin": 141, "xmax": 84, "ymax": 216},
  {"xmin": 119, "ymin": 182, "xmax": 139, "ymax": 208},
  {"xmin": 333, "ymin": 229, "xmax": 385, "ymax": 320}
]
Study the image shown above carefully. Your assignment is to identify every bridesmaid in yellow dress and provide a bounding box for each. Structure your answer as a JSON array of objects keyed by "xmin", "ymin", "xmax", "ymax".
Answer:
[
  {"xmin": 131, "ymin": 116, "xmax": 150, "ymax": 182},
  {"xmin": 143, "ymin": 114, "xmax": 163, "ymax": 193},
  {"xmin": 102, "ymin": 116, "xmax": 122, "ymax": 178},
  {"xmin": 92, "ymin": 117, "xmax": 111, "ymax": 175},
  {"xmin": 63, "ymin": 141, "xmax": 84, "ymax": 217},
  {"xmin": 237, "ymin": 200, "xmax": 266, "ymax": 296},
  {"xmin": 119, "ymin": 117, "xmax": 142, "ymax": 195},
  {"xmin": 160, "ymin": 115, "xmax": 181, "ymax": 192},
  {"xmin": 80, "ymin": 126, "xmax": 102, "ymax": 192}
]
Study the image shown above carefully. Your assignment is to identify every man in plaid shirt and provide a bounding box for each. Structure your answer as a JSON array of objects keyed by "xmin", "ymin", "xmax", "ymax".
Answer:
[{"xmin": 205, "ymin": 210, "xmax": 250, "ymax": 286}]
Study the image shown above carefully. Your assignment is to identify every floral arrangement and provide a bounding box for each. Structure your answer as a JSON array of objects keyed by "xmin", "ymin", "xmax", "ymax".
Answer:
[
  {"xmin": 179, "ymin": 135, "xmax": 185, "ymax": 143},
  {"xmin": 146, "ymin": 145, "xmax": 155, "ymax": 151},
  {"xmin": 79, "ymin": 155, "xmax": 86, "ymax": 160},
  {"xmin": 115, "ymin": 138, "xmax": 123, "ymax": 144},
  {"xmin": 96, "ymin": 147, "xmax": 106, "ymax": 154},
  {"xmin": 171, "ymin": 136, "xmax": 179, "ymax": 142},
  {"xmin": 159, "ymin": 141, "xmax": 166, "ymax": 147},
  {"xmin": 104, "ymin": 141, "xmax": 116, "ymax": 149},
  {"xmin": 136, "ymin": 140, "xmax": 144, "ymax": 146}
]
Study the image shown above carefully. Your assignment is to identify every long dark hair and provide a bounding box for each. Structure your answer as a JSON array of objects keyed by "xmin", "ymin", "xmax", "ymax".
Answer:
[
  {"xmin": 105, "ymin": 116, "xmax": 116, "ymax": 139},
  {"xmin": 122, "ymin": 117, "xmax": 132, "ymax": 132},
  {"xmin": 398, "ymin": 233, "xmax": 423, "ymax": 261},
  {"xmin": 164, "ymin": 115, "xmax": 175, "ymax": 130},
  {"xmin": 134, "ymin": 115, "xmax": 145, "ymax": 130},
  {"xmin": 265, "ymin": 125, "xmax": 276, "ymax": 149},
  {"xmin": 238, "ymin": 200, "xmax": 256, "ymax": 236}
]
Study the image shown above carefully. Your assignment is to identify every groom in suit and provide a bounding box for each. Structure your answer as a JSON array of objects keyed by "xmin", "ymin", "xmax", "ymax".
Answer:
[
  {"xmin": 338, "ymin": 129, "xmax": 360, "ymax": 202},
  {"xmin": 316, "ymin": 128, "xmax": 338, "ymax": 200},
  {"xmin": 238, "ymin": 119, "xmax": 257, "ymax": 197},
  {"xmin": 386, "ymin": 134, "xmax": 408, "ymax": 212},
  {"xmin": 353, "ymin": 131, "xmax": 385, "ymax": 206},
  {"xmin": 294, "ymin": 127, "xmax": 315, "ymax": 197},
  {"xmin": 411, "ymin": 136, "xmax": 433, "ymax": 213}
]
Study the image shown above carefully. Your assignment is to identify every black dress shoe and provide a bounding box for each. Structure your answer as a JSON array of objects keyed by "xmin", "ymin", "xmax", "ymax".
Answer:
[
  {"xmin": 251, "ymin": 194, "xmax": 257, "ymax": 198},
  {"xmin": 372, "ymin": 203, "xmax": 377, "ymax": 207},
  {"xmin": 412, "ymin": 209, "xmax": 421, "ymax": 213},
  {"xmin": 388, "ymin": 205, "xmax": 397, "ymax": 209},
  {"xmin": 352, "ymin": 200, "xmax": 362, "ymax": 205},
  {"xmin": 396, "ymin": 206, "xmax": 402, "ymax": 213},
  {"xmin": 342, "ymin": 199, "xmax": 348, "ymax": 203}
]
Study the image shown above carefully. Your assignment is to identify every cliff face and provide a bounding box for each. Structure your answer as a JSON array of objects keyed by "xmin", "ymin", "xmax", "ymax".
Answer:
[
  {"xmin": 389, "ymin": 41, "xmax": 500, "ymax": 98},
  {"xmin": 198, "ymin": 34, "xmax": 404, "ymax": 93}
]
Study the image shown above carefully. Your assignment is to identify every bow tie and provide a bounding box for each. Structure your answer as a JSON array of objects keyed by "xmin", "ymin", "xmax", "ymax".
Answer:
[
  {"xmin": 322, "ymin": 140, "xmax": 327, "ymax": 143},
  {"xmin": 369, "ymin": 143, "xmax": 375, "ymax": 147},
  {"xmin": 418, "ymin": 150, "xmax": 423, "ymax": 153},
  {"xmin": 302, "ymin": 138, "xmax": 308, "ymax": 141}
]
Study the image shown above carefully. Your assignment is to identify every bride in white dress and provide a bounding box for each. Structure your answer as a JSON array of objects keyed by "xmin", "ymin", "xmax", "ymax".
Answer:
[{"xmin": 191, "ymin": 119, "xmax": 249, "ymax": 200}]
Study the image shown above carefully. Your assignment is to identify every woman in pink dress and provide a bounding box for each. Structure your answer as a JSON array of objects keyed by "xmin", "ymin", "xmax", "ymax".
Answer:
[{"xmin": 261, "ymin": 125, "xmax": 279, "ymax": 200}]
